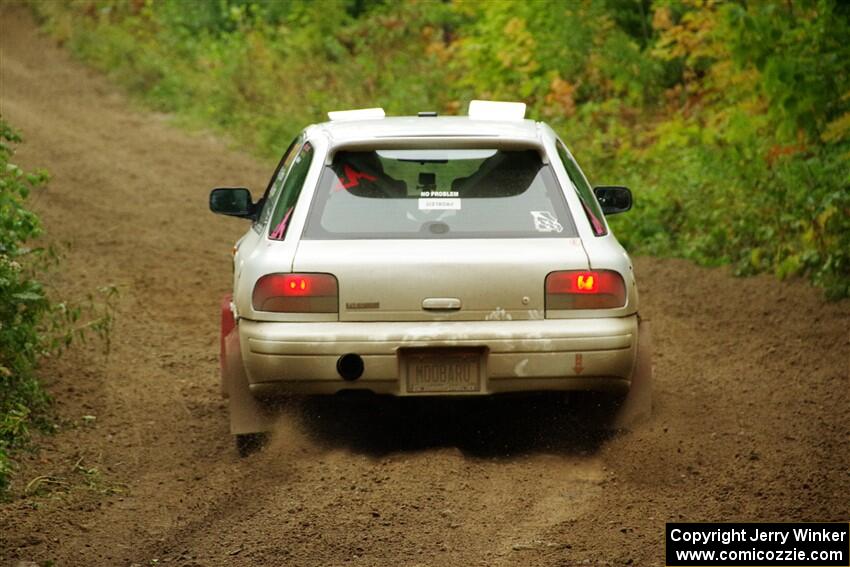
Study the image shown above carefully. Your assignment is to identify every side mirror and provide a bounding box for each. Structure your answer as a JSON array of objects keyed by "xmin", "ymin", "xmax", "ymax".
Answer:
[
  {"xmin": 593, "ymin": 186, "xmax": 632, "ymax": 215},
  {"xmin": 209, "ymin": 187, "xmax": 256, "ymax": 219}
]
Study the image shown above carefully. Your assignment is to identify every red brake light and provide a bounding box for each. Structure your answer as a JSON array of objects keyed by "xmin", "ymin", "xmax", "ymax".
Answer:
[
  {"xmin": 252, "ymin": 273, "xmax": 338, "ymax": 313},
  {"xmin": 545, "ymin": 270, "xmax": 626, "ymax": 310},
  {"xmin": 286, "ymin": 276, "xmax": 308, "ymax": 294}
]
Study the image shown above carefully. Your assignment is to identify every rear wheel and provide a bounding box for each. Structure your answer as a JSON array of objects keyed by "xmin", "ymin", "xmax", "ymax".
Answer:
[
  {"xmin": 610, "ymin": 318, "xmax": 654, "ymax": 430},
  {"xmin": 235, "ymin": 432, "xmax": 268, "ymax": 457}
]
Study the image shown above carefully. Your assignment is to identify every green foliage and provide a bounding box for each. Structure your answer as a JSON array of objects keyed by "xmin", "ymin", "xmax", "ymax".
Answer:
[
  {"xmin": 606, "ymin": 0, "xmax": 850, "ymax": 298},
  {"xmin": 33, "ymin": 0, "xmax": 850, "ymax": 297},
  {"xmin": 0, "ymin": 119, "xmax": 118, "ymax": 494},
  {"xmin": 0, "ymin": 119, "xmax": 51, "ymax": 493}
]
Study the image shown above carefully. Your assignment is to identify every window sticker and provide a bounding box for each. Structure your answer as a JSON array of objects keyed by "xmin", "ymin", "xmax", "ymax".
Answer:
[
  {"xmin": 334, "ymin": 164, "xmax": 377, "ymax": 192},
  {"xmin": 530, "ymin": 211, "xmax": 563, "ymax": 233},
  {"xmin": 419, "ymin": 191, "xmax": 461, "ymax": 210},
  {"xmin": 419, "ymin": 198, "xmax": 461, "ymax": 210},
  {"xmin": 580, "ymin": 200, "xmax": 606, "ymax": 235},
  {"xmin": 269, "ymin": 207, "xmax": 293, "ymax": 240}
]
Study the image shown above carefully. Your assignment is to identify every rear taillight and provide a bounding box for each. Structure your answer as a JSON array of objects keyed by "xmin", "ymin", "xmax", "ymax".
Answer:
[
  {"xmin": 545, "ymin": 270, "xmax": 626, "ymax": 310},
  {"xmin": 252, "ymin": 273, "xmax": 338, "ymax": 313}
]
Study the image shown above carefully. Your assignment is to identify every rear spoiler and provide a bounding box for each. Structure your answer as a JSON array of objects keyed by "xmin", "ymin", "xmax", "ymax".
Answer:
[
  {"xmin": 468, "ymin": 100, "xmax": 527, "ymax": 121},
  {"xmin": 327, "ymin": 108, "xmax": 386, "ymax": 121},
  {"xmin": 327, "ymin": 100, "xmax": 527, "ymax": 122},
  {"xmin": 324, "ymin": 137, "xmax": 548, "ymax": 164}
]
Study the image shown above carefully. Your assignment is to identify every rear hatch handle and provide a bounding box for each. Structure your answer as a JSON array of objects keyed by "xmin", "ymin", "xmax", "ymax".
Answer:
[{"xmin": 422, "ymin": 297, "xmax": 462, "ymax": 311}]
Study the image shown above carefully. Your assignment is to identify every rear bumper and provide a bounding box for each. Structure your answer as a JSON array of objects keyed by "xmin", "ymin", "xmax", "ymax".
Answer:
[{"xmin": 239, "ymin": 316, "xmax": 638, "ymax": 396}]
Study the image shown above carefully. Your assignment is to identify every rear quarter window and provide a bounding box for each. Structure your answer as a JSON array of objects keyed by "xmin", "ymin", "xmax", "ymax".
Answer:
[
  {"xmin": 268, "ymin": 141, "xmax": 314, "ymax": 240},
  {"xmin": 555, "ymin": 141, "xmax": 607, "ymax": 236},
  {"xmin": 255, "ymin": 135, "xmax": 301, "ymax": 229},
  {"xmin": 303, "ymin": 148, "xmax": 577, "ymax": 239}
]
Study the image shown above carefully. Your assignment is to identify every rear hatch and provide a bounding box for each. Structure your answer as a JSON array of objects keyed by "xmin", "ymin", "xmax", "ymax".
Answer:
[
  {"xmin": 293, "ymin": 145, "xmax": 587, "ymax": 321},
  {"xmin": 293, "ymin": 239, "xmax": 588, "ymax": 321}
]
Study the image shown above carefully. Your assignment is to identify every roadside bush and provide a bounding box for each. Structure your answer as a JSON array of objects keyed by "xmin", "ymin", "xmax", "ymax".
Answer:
[
  {"xmin": 0, "ymin": 119, "xmax": 116, "ymax": 494},
  {"xmin": 0, "ymin": 119, "xmax": 52, "ymax": 493},
  {"xmin": 32, "ymin": 0, "xmax": 850, "ymax": 297}
]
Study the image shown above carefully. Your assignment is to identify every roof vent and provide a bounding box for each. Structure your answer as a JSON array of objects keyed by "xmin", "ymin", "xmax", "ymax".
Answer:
[
  {"xmin": 327, "ymin": 107, "xmax": 386, "ymax": 121},
  {"xmin": 468, "ymin": 100, "xmax": 526, "ymax": 121},
  {"xmin": 418, "ymin": 111, "xmax": 438, "ymax": 117}
]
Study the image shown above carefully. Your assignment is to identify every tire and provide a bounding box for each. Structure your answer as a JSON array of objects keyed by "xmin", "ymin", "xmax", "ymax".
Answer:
[
  {"xmin": 610, "ymin": 318, "xmax": 654, "ymax": 430},
  {"xmin": 235, "ymin": 432, "xmax": 268, "ymax": 457}
]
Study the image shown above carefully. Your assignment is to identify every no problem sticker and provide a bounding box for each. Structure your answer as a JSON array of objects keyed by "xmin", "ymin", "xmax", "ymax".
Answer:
[{"xmin": 419, "ymin": 197, "xmax": 461, "ymax": 210}]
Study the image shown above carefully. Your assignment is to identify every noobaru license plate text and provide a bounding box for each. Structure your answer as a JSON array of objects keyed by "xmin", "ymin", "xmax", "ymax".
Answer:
[{"xmin": 407, "ymin": 352, "xmax": 480, "ymax": 393}]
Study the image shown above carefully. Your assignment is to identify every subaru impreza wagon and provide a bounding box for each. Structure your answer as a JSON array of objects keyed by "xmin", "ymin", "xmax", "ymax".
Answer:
[{"xmin": 210, "ymin": 101, "xmax": 652, "ymax": 454}]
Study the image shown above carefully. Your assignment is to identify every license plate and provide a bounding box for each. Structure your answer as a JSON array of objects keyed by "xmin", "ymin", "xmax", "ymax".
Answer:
[{"xmin": 405, "ymin": 350, "xmax": 481, "ymax": 394}]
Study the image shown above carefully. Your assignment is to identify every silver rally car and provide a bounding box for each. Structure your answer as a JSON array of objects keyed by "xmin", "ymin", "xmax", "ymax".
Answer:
[{"xmin": 210, "ymin": 101, "xmax": 652, "ymax": 453}]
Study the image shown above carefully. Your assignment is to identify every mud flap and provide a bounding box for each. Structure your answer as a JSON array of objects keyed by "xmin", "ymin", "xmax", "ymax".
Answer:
[
  {"xmin": 222, "ymin": 320, "xmax": 276, "ymax": 435},
  {"xmin": 612, "ymin": 319, "xmax": 653, "ymax": 430},
  {"xmin": 220, "ymin": 294, "xmax": 235, "ymax": 398}
]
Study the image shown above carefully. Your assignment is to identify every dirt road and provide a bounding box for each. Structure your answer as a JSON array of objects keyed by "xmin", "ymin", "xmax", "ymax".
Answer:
[{"xmin": 1, "ymin": 7, "xmax": 848, "ymax": 566}]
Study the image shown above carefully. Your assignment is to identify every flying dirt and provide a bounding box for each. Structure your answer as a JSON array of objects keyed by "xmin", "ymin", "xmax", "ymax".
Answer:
[{"xmin": 1, "ymin": 7, "xmax": 848, "ymax": 567}]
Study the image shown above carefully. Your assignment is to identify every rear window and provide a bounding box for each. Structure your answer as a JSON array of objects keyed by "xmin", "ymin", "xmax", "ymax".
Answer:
[{"xmin": 303, "ymin": 148, "xmax": 576, "ymax": 239}]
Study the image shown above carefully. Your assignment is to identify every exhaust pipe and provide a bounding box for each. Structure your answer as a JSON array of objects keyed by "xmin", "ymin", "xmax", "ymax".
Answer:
[{"xmin": 337, "ymin": 353, "xmax": 364, "ymax": 381}]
